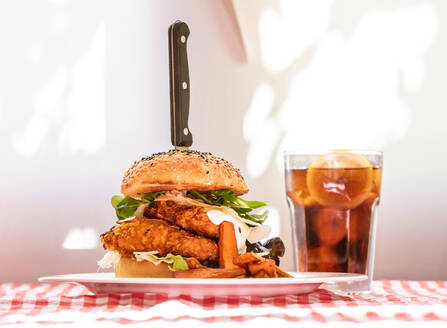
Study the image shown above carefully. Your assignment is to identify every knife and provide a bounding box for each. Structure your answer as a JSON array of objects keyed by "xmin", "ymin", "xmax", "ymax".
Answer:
[{"xmin": 169, "ymin": 21, "xmax": 193, "ymax": 150}]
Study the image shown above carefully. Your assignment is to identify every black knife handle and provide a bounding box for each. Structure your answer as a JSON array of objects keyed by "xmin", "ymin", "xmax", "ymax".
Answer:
[{"xmin": 169, "ymin": 21, "xmax": 193, "ymax": 148}]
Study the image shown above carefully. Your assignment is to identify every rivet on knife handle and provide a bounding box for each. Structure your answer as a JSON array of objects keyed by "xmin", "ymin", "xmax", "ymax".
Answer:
[{"xmin": 169, "ymin": 21, "xmax": 193, "ymax": 149}]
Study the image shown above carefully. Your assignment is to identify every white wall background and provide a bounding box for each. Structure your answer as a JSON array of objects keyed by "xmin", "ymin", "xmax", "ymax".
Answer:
[{"xmin": 0, "ymin": 0, "xmax": 446, "ymax": 282}]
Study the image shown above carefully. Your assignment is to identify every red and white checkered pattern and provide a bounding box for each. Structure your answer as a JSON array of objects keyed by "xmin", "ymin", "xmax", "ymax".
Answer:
[{"xmin": 1, "ymin": 281, "xmax": 447, "ymax": 326}]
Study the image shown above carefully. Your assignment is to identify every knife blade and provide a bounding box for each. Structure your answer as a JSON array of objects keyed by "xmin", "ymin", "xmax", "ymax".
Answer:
[{"xmin": 169, "ymin": 21, "xmax": 193, "ymax": 150}]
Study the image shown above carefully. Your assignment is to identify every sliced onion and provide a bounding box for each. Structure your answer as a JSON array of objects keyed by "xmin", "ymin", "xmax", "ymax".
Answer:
[{"xmin": 134, "ymin": 203, "xmax": 149, "ymax": 217}]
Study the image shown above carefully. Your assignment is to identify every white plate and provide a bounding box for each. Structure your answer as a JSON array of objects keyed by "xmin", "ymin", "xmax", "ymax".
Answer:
[{"xmin": 38, "ymin": 272, "xmax": 366, "ymax": 297}]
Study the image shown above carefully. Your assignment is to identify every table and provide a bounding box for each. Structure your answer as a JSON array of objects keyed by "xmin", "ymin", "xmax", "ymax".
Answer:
[{"xmin": 1, "ymin": 281, "xmax": 446, "ymax": 327}]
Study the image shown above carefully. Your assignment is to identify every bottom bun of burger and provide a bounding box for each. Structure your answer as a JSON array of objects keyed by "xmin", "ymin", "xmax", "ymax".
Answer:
[{"xmin": 114, "ymin": 256, "xmax": 174, "ymax": 278}]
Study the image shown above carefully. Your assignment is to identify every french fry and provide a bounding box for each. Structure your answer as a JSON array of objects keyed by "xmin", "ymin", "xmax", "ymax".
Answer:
[
  {"xmin": 174, "ymin": 267, "xmax": 246, "ymax": 279},
  {"xmin": 219, "ymin": 221, "xmax": 239, "ymax": 268},
  {"xmin": 264, "ymin": 260, "xmax": 277, "ymax": 277},
  {"xmin": 275, "ymin": 265, "xmax": 294, "ymax": 278},
  {"xmin": 248, "ymin": 262, "xmax": 264, "ymax": 276},
  {"xmin": 233, "ymin": 252, "xmax": 293, "ymax": 278},
  {"xmin": 185, "ymin": 258, "xmax": 204, "ymax": 269},
  {"xmin": 233, "ymin": 252, "xmax": 264, "ymax": 268},
  {"xmin": 254, "ymin": 271, "xmax": 266, "ymax": 278},
  {"xmin": 248, "ymin": 259, "xmax": 277, "ymax": 277}
]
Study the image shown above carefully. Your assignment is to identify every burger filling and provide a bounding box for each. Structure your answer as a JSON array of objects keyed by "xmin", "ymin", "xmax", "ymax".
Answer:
[{"xmin": 99, "ymin": 189, "xmax": 284, "ymax": 271}]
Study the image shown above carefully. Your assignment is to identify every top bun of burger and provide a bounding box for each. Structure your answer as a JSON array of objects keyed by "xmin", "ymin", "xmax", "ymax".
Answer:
[{"xmin": 121, "ymin": 149, "xmax": 249, "ymax": 197}]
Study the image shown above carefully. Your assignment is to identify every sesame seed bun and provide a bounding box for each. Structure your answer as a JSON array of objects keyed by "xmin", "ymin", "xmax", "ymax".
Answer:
[{"xmin": 121, "ymin": 149, "xmax": 249, "ymax": 197}]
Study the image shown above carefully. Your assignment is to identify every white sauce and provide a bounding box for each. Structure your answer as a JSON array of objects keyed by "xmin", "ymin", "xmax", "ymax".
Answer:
[{"xmin": 247, "ymin": 224, "xmax": 272, "ymax": 244}]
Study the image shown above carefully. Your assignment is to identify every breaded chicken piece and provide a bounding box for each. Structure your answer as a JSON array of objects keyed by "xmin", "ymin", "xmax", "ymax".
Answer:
[
  {"xmin": 145, "ymin": 201, "xmax": 219, "ymax": 238},
  {"xmin": 100, "ymin": 217, "xmax": 218, "ymax": 262}
]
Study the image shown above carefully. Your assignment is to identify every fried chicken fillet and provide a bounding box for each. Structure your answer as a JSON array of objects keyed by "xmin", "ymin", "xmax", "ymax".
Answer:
[
  {"xmin": 145, "ymin": 201, "xmax": 219, "ymax": 238},
  {"xmin": 100, "ymin": 217, "xmax": 218, "ymax": 262}
]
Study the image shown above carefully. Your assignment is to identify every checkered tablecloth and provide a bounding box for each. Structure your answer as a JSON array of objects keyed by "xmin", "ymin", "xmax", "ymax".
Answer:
[{"xmin": 1, "ymin": 281, "xmax": 447, "ymax": 326}]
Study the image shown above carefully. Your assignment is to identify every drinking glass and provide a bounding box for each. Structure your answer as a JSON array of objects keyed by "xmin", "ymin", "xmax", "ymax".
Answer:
[{"xmin": 284, "ymin": 150, "xmax": 383, "ymax": 293}]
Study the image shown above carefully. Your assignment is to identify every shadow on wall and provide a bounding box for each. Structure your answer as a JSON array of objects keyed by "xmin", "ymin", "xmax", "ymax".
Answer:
[
  {"xmin": 242, "ymin": 1, "xmax": 437, "ymax": 177},
  {"xmin": 0, "ymin": 0, "xmax": 107, "ymax": 281},
  {"xmin": 0, "ymin": 1, "xmax": 106, "ymax": 158}
]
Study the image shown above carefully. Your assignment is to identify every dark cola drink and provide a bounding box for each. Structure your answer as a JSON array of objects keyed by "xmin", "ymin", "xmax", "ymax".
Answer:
[{"xmin": 285, "ymin": 151, "xmax": 382, "ymax": 276}]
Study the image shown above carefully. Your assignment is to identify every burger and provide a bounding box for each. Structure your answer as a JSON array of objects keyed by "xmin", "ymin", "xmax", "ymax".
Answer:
[{"xmin": 98, "ymin": 149, "xmax": 285, "ymax": 278}]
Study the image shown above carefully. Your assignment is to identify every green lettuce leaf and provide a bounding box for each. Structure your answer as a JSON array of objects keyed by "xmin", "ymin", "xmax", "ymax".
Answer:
[
  {"xmin": 187, "ymin": 190, "xmax": 268, "ymax": 225},
  {"xmin": 111, "ymin": 195, "xmax": 124, "ymax": 208},
  {"xmin": 111, "ymin": 191, "xmax": 165, "ymax": 220},
  {"xmin": 168, "ymin": 255, "xmax": 189, "ymax": 271},
  {"xmin": 114, "ymin": 196, "xmax": 145, "ymax": 220},
  {"xmin": 141, "ymin": 191, "xmax": 165, "ymax": 203}
]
